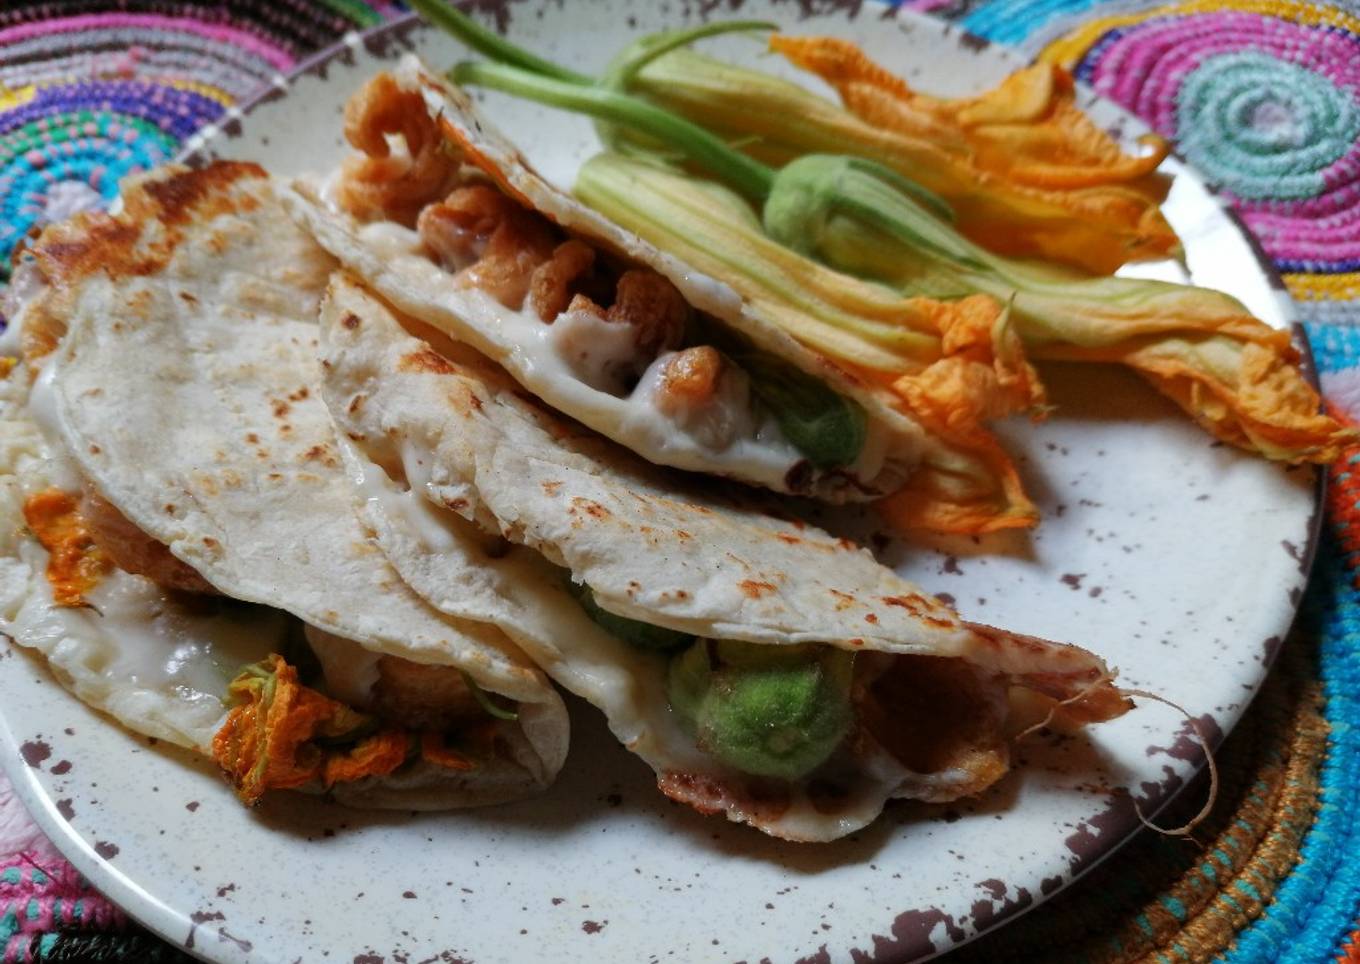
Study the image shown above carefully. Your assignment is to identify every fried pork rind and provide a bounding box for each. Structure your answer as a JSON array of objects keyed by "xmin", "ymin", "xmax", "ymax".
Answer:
[
  {"xmin": 316, "ymin": 273, "xmax": 1130, "ymax": 841},
  {"xmin": 337, "ymin": 72, "xmax": 463, "ymax": 225}
]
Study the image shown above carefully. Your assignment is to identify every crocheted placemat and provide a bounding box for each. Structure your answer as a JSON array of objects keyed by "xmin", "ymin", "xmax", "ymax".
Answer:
[{"xmin": 2, "ymin": 1, "xmax": 1358, "ymax": 962}]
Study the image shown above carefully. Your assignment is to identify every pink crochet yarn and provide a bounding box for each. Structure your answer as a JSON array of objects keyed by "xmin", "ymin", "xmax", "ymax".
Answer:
[{"xmin": 1, "ymin": 770, "xmax": 129, "ymax": 963}]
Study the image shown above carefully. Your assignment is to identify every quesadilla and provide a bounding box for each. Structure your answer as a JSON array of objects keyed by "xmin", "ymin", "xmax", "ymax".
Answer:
[
  {"xmin": 284, "ymin": 56, "xmax": 951, "ymax": 506},
  {"xmin": 3, "ymin": 161, "xmax": 567, "ymax": 810},
  {"xmin": 316, "ymin": 271, "xmax": 1131, "ymax": 841}
]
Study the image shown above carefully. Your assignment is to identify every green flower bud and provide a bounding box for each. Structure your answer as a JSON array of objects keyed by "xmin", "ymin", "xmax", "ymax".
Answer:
[
  {"xmin": 763, "ymin": 155, "xmax": 980, "ymax": 297},
  {"xmin": 667, "ymin": 639, "xmax": 854, "ymax": 780}
]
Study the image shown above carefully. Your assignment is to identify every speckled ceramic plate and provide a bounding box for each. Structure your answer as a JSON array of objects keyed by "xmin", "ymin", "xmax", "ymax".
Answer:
[{"xmin": 0, "ymin": 3, "xmax": 1320, "ymax": 962}]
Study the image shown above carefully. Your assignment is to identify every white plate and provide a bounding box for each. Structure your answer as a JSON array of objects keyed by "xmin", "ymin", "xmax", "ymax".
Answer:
[{"xmin": 0, "ymin": 3, "xmax": 1318, "ymax": 962}]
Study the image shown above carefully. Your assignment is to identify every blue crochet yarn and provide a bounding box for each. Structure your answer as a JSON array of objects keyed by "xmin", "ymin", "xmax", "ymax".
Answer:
[
  {"xmin": 961, "ymin": 0, "xmax": 1106, "ymax": 44},
  {"xmin": 1222, "ymin": 542, "xmax": 1360, "ymax": 963}
]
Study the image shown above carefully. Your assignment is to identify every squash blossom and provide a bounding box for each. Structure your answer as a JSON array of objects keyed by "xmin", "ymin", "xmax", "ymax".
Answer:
[
  {"xmin": 623, "ymin": 46, "xmax": 1178, "ymax": 275},
  {"xmin": 768, "ymin": 35, "xmax": 1168, "ymax": 192},
  {"xmin": 762, "ymin": 154, "xmax": 1355, "ymax": 463},
  {"xmin": 212, "ymin": 654, "xmax": 474, "ymax": 806}
]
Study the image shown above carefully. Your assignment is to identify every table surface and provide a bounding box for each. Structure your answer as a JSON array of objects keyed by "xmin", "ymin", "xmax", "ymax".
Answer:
[{"xmin": 1, "ymin": 1, "xmax": 1358, "ymax": 962}]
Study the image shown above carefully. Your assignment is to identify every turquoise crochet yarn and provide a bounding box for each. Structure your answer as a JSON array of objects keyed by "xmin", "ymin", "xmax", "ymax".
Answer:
[{"xmin": 1175, "ymin": 51, "xmax": 1360, "ymax": 201}]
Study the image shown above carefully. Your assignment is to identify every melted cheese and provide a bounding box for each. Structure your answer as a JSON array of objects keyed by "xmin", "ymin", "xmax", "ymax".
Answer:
[
  {"xmin": 343, "ymin": 208, "xmax": 894, "ymax": 493},
  {"xmin": 546, "ymin": 305, "xmax": 651, "ymax": 396},
  {"xmin": 4, "ymin": 524, "xmax": 288, "ymax": 749},
  {"xmin": 305, "ymin": 624, "xmax": 382, "ymax": 708}
]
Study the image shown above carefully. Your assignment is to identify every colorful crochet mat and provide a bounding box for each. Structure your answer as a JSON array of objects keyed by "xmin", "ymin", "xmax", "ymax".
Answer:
[{"xmin": 1, "ymin": 0, "xmax": 1358, "ymax": 962}]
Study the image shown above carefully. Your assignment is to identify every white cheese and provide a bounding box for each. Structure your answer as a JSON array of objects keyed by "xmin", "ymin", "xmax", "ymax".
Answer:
[
  {"xmin": 305, "ymin": 624, "xmax": 382, "ymax": 708},
  {"xmin": 546, "ymin": 304, "xmax": 650, "ymax": 396},
  {"xmin": 5, "ymin": 531, "xmax": 288, "ymax": 749}
]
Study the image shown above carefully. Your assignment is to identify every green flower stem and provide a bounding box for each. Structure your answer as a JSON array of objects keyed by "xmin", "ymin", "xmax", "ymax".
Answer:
[
  {"xmin": 406, "ymin": 0, "xmax": 591, "ymax": 84},
  {"xmin": 449, "ymin": 60, "xmax": 776, "ymax": 202},
  {"xmin": 460, "ymin": 670, "xmax": 520, "ymax": 721},
  {"xmin": 602, "ymin": 20, "xmax": 777, "ymax": 89}
]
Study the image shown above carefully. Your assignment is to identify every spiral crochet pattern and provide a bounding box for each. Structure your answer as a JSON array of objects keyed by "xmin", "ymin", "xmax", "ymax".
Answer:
[
  {"xmin": 1026, "ymin": 0, "xmax": 1360, "ymax": 312},
  {"xmin": 0, "ymin": 1, "xmax": 400, "ymax": 283}
]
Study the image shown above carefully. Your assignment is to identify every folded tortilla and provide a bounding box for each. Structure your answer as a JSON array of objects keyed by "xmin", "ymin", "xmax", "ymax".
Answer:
[
  {"xmin": 284, "ymin": 55, "xmax": 941, "ymax": 505},
  {"xmin": 317, "ymin": 272, "xmax": 1130, "ymax": 840},
  {"xmin": 7, "ymin": 162, "xmax": 567, "ymax": 810}
]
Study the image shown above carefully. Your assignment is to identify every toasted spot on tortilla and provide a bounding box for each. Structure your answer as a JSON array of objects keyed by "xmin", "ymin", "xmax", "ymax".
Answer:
[
  {"xmin": 881, "ymin": 594, "xmax": 924, "ymax": 611},
  {"xmin": 33, "ymin": 218, "xmax": 144, "ymax": 286},
  {"xmin": 141, "ymin": 161, "xmax": 267, "ymax": 228},
  {"xmin": 398, "ymin": 346, "xmax": 457, "ymax": 375},
  {"xmin": 738, "ymin": 579, "xmax": 777, "ymax": 599},
  {"xmin": 829, "ymin": 589, "xmax": 856, "ymax": 610},
  {"xmin": 302, "ymin": 443, "xmax": 340, "ymax": 468},
  {"xmin": 571, "ymin": 498, "xmax": 610, "ymax": 520},
  {"xmin": 127, "ymin": 289, "xmax": 154, "ymax": 316}
]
